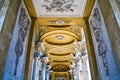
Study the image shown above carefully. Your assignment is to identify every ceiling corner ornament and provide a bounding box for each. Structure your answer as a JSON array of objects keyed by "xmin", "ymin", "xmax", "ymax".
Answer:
[
  {"xmin": 72, "ymin": 25, "xmax": 81, "ymax": 40},
  {"xmin": 39, "ymin": 26, "xmax": 48, "ymax": 36}
]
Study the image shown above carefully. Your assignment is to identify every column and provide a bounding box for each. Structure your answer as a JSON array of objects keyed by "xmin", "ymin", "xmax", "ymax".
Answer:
[
  {"xmin": 40, "ymin": 56, "xmax": 49, "ymax": 80},
  {"xmin": 69, "ymin": 69, "xmax": 73, "ymax": 80},
  {"xmin": 72, "ymin": 60, "xmax": 76, "ymax": 80},
  {"xmin": 40, "ymin": 62, "xmax": 46, "ymax": 80},
  {"xmin": 34, "ymin": 58, "xmax": 39, "ymax": 80},
  {"xmin": 45, "ymin": 64, "xmax": 50, "ymax": 80},
  {"xmin": 82, "ymin": 56, "xmax": 88, "ymax": 80},
  {"xmin": 76, "ymin": 60, "xmax": 81, "ymax": 80},
  {"xmin": 32, "ymin": 52, "xmax": 39, "ymax": 80},
  {"xmin": 32, "ymin": 40, "xmax": 40, "ymax": 80},
  {"xmin": 73, "ymin": 51, "xmax": 82, "ymax": 80},
  {"xmin": 86, "ymin": 58, "xmax": 91, "ymax": 80},
  {"xmin": 79, "ymin": 59, "xmax": 83, "ymax": 80}
]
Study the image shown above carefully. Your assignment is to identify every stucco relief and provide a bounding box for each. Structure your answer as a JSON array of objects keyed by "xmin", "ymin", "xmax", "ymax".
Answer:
[
  {"xmin": 89, "ymin": 8, "xmax": 109, "ymax": 75},
  {"xmin": 42, "ymin": 0, "xmax": 74, "ymax": 12},
  {"xmin": 32, "ymin": 0, "xmax": 87, "ymax": 17},
  {"xmin": 2, "ymin": 1, "xmax": 31, "ymax": 80},
  {"xmin": 89, "ymin": 1, "xmax": 120, "ymax": 79},
  {"xmin": 14, "ymin": 7, "xmax": 30, "ymax": 76}
]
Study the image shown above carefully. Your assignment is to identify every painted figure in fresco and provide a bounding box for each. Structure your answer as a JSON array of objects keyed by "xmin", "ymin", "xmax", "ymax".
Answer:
[{"xmin": 43, "ymin": 0, "xmax": 74, "ymax": 12}]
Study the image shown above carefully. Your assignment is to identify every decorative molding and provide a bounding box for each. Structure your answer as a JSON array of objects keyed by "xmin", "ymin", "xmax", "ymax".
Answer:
[
  {"xmin": 89, "ymin": 7, "xmax": 109, "ymax": 75},
  {"xmin": 39, "ymin": 26, "xmax": 48, "ymax": 36},
  {"xmin": 14, "ymin": 7, "xmax": 30, "ymax": 76},
  {"xmin": 89, "ymin": 1, "xmax": 120, "ymax": 79},
  {"xmin": 2, "ymin": 0, "xmax": 31, "ymax": 80},
  {"xmin": 72, "ymin": 25, "xmax": 81, "ymax": 37},
  {"xmin": 48, "ymin": 19, "xmax": 72, "ymax": 25}
]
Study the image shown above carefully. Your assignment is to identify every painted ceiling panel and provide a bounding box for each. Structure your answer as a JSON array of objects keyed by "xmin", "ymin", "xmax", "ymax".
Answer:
[{"xmin": 32, "ymin": 0, "xmax": 87, "ymax": 17}]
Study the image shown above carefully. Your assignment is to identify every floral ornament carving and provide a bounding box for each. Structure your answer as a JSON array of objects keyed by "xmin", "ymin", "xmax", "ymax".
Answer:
[
  {"xmin": 72, "ymin": 26, "xmax": 81, "ymax": 39},
  {"xmin": 14, "ymin": 7, "xmax": 30, "ymax": 76},
  {"xmin": 42, "ymin": 0, "xmax": 74, "ymax": 12},
  {"xmin": 90, "ymin": 8, "xmax": 109, "ymax": 76},
  {"xmin": 39, "ymin": 26, "xmax": 48, "ymax": 36}
]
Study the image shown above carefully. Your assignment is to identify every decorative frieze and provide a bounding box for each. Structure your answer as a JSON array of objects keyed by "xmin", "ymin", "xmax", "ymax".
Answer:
[
  {"xmin": 2, "ymin": 0, "xmax": 31, "ymax": 80},
  {"xmin": 89, "ymin": 0, "xmax": 120, "ymax": 79},
  {"xmin": 14, "ymin": 6, "xmax": 30, "ymax": 76},
  {"xmin": 48, "ymin": 20, "xmax": 72, "ymax": 25},
  {"xmin": 89, "ymin": 7, "xmax": 109, "ymax": 76}
]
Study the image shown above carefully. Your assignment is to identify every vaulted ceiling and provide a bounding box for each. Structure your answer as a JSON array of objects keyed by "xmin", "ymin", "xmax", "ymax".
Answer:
[
  {"xmin": 24, "ymin": 0, "xmax": 95, "ymax": 78},
  {"xmin": 38, "ymin": 25, "xmax": 82, "ymax": 71}
]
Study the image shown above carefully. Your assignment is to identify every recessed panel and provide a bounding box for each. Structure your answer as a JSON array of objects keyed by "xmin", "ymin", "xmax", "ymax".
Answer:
[
  {"xmin": 32, "ymin": 0, "xmax": 87, "ymax": 17},
  {"xmin": 45, "ymin": 34, "xmax": 75, "ymax": 45}
]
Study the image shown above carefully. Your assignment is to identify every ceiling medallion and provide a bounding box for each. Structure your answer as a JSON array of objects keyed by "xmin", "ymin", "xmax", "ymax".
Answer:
[
  {"xmin": 57, "ymin": 49, "xmax": 63, "ymax": 52},
  {"xmin": 56, "ymin": 35, "xmax": 64, "ymax": 40},
  {"xmin": 56, "ymin": 20, "xmax": 64, "ymax": 25}
]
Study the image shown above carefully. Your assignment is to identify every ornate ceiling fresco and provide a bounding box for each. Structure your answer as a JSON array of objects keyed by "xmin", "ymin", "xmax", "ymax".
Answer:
[{"xmin": 32, "ymin": 0, "xmax": 87, "ymax": 17}]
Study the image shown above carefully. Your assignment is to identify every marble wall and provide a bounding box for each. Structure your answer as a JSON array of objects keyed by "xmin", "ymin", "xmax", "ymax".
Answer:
[
  {"xmin": 0, "ymin": 0, "xmax": 21, "ymax": 79},
  {"xmin": 98, "ymin": 0, "xmax": 120, "ymax": 71},
  {"xmin": 89, "ymin": 0, "xmax": 120, "ymax": 80},
  {"xmin": 2, "ymin": 0, "xmax": 31, "ymax": 80}
]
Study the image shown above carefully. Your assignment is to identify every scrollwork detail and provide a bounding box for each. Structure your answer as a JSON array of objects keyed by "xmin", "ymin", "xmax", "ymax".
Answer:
[
  {"xmin": 14, "ymin": 7, "xmax": 30, "ymax": 76},
  {"xmin": 90, "ymin": 8, "xmax": 109, "ymax": 76}
]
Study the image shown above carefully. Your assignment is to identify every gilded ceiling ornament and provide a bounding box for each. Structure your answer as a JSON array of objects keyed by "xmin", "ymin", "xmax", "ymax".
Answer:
[
  {"xmin": 56, "ymin": 20, "xmax": 64, "ymax": 25},
  {"xmin": 56, "ymin": 35, "xmax": 64, "ymax": 40},
  {"xmin": 39, "ymin": 26, "xmax": 48, "ymax": 36}
]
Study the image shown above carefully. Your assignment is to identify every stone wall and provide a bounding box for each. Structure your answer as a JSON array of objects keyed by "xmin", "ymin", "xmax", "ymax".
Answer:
[
  {"xmin": 0, "ymin": 0, "xmax": 21, "ymax": 79},
  {"xmin": 98, "ymin": 0, "xmax": 120, "ymax": 70}
]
